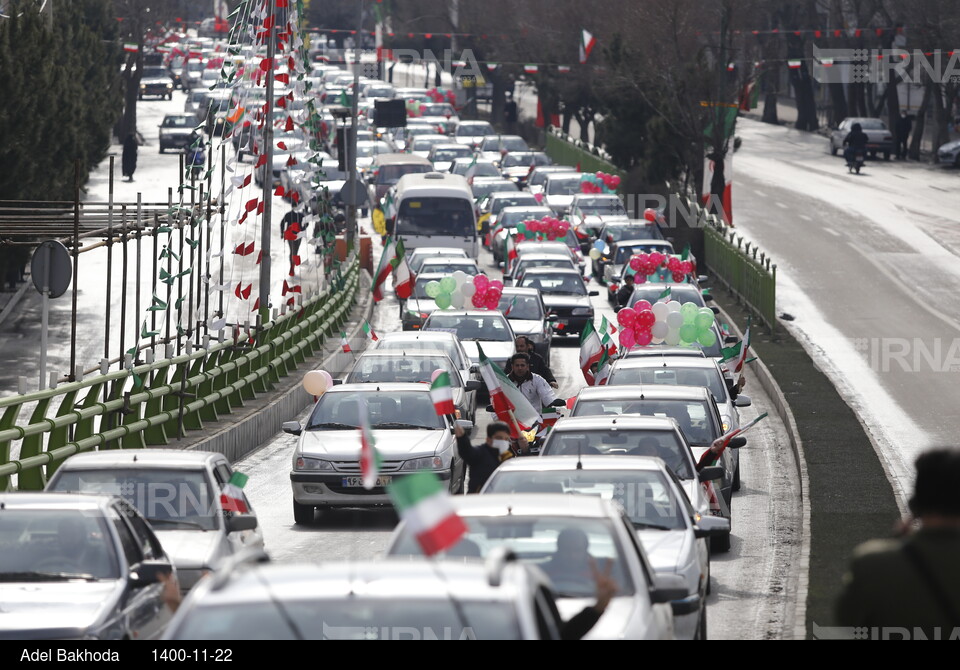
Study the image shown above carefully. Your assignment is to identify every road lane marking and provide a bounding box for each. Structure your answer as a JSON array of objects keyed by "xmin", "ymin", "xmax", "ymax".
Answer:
[
  {"xmin": 776, "ymin": 202, "xmax": 789, "ymax": 210},
  {"xmin": 824, "ymin": 228, "xmax": 841, "ymax": 237},
  {"xmin": 799, "ymin": 214, "xmax": 812, "ymax": 222}
]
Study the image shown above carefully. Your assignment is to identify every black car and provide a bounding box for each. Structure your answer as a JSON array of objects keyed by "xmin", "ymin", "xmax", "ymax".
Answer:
[
  {"xmin": 139, "ymin": 66, "xmax": 174, "ymax": 100},
  {"xmin": 158, "ymin": 114, "xmax": 201, "ymax": 154},
  {"xmin": 592, "ymin": 220, "xmax": 665, "ymax": 278},
  {"xmin": 516, "ymin": 267, "xmax": 598, "ymax": 337}
]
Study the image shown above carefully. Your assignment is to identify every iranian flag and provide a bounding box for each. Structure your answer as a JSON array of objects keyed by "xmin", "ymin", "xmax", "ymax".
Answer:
[
  {"xmin": 502, "ymin": 296, "xmax": 518, "ymax": 316},
  {"xmin": 463, "ymin": 154, "xmax": 479, "ymax": 183},
  {"xmin": 362, "ymin": 321, "xmax": 378, "ymax": 341},
  {"xmin": 579, "ymin": 29, "xmax": 597, "ymax": 64},
  {"xmin": 505, "ymin": 233, "xmax": 518, "ymax": 265},
  {"xmin": 124, "ymin": 43, "xmax": 139, "ymax": 53},
  {"xmin": 599, "ymin": 316, "xmax": 618, "ymax": 355},
  {"xmin": 220, "ymin": 472, "xmax": 249, "ymax": 514},
  {"xmin": 594, "ymin": 348, "xmax": 613, "ymax": 386},
  {"xmin": 394, "ymin": 255, "xmax": 414, "ymax": 300},
  {"xmin": 579, "ymin": 320, "xmax": 604, "ymax": 385},
  {"xmin": 477, "ymin": 344, "xmax": 541, "ymax": 436},
  {"xmin": 732, "ymin": 317, "xmax": 751, "ymax": 378},
  {"xmin": 359, "ymin": 398, "xmax": 383, "ymax": 490},
  {"xmin": 657, "ymin": 287, "xmax": 672, "ymax": 303},
  {"xmin": 387, "ymin": 471, "xmax": 467, "ymax": 556},
  {"xmin": 340, "ymin": 332, "xmax": 352, "ymax": 353},
  {"xmin": 372, "ymin": 237, "xmax": 398, "ymax": 302},
  {"xmin": 429, "ymin": 371, "xmax": 456, "ymax": 416}
]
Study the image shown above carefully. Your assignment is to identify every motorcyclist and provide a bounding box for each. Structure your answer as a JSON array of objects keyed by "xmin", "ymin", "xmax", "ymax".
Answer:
[
  {"xmin": 504, "ymin": 336, "xmax": 558, "ymax": 389},
  {"xmin": 507, "ymin": 353, "xmax": 558, "ymax": 410},
  {"xmin": 843, "ymin": 123, "xmax": 868, "ymax": 165}
]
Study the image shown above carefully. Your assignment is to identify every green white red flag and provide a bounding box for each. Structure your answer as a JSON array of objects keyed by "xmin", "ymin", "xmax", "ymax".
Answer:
[
  {"xmin": 340, "ymin": 332, "xmax": 352, "ymax": 353},
  {"xmin": 387, "ymin": 471, "xmax": 467, "ymax": 556},
  {"xmin": 362, "ymin": 321, "xmax": 378, "ymax": 341},
  {"xmin": 579, "ymin": 320, "xmax": 604, "ymax": 385},
  {"xmin": 359, "ymin": 398, "xmax": 383, "ymax": 490},
  {"xmin": 429, "ymin": 371, "xmax": 456, "ymax": 416},
  {"xmin": 593, "ymin": 347, "xmax": 613, "ymax": 386},
  {"xmin": 732, "ymin": 317, "xmax": 751, "ymax": 380},
  {"xmin": 373, "ymin": 238, "xmax": 398, "ymax": 302},
  {"xmin": 220, "ymin": 472, "xmax": 249, "ymax": 514},
  {"xmin": 477, "ymin": 344, "xmax": 540, "ymax": 436}
]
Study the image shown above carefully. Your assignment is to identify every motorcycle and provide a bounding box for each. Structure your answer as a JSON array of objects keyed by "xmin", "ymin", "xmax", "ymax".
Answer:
[{"xmin": 845, "ymin": 148, "xmax": 865, "ymax": 174}]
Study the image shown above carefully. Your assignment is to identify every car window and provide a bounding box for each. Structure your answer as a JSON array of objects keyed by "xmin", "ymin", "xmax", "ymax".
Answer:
[
  {"xmin": 375, "ymin": 338, "xmax": 463, "ymax": 368},
  {"xmin": 491, "ymin": 196, "xmax": 538, "ymax": 214},
  {"xmin": 628, "ymin": 286, "xmax": 703, "ymax": 308},
  {"xmin": 571, "ymin": 399, "xmax": 718, "ymax": 446},
  {"xmin": 519, "ymin": 274, "xmax": 585, "ymax": 296},
  {"xmin": 498, "ymin": 294, "xmax": 543, "ymax": 320},
  {"xmin": 111, "ymin": 515, "xmax": 144, "ymax": 567},
  {"xmin": 423, "ymin": 313, "xmax": 512, "ymax": 342},
  {"xmin": 0, "ymin": 509, "xmax": 120, "ymax": 579},
  {"xmin": 305, "ymin": 391, "xmax": 445, "ymax": 430},
  {"xmin": 546, "ymin": 178, "xmax": 582, "ymax": 195},
  {"xmin": 347, "ymin": 355, "xmax": 460, "ymax": 385},
  {"xmin": 540, "ymin": 428, "xmax": 694, "ymax": 479},
  {"xmin": 608, "ymin": 366, "xmax": 726, "ymax": 401},
  {"xmin": 124, "ymin": 511, "xmax": 163, "ymax": 560}
]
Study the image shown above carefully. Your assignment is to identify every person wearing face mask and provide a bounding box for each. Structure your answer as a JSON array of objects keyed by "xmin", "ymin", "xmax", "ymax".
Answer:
[{"xmin": 453, "ymin": 420, "xmax": 523, "ymax": 493}]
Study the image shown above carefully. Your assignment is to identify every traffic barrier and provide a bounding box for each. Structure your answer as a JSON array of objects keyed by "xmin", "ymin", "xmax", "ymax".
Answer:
[{"xmin": 0, "ymin": 257, "xmax": 360, "ymax": 491}]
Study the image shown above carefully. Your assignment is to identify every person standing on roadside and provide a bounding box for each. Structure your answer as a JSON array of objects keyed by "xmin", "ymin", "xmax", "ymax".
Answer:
[
  {"xmin": 896, "ymin": 112, "xmax": 913, "ymax": 160},
  {"xmin": 122, "ymin": 133, "xmax": 138, "ymax": 181}
]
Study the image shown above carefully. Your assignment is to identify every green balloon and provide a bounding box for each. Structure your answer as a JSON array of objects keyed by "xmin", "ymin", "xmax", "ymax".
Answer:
[
  {"xmin": 679, "ymin": 324, "xmax": 699, "ymax": 344},
  {"xmin": 517, "ymin": 222, "xmax": 527, "ymax": 233},
  {"xmin": 439, "ymin": 276, "xmax": 456, "ymax": 293},
  {"xmin": 425, "ymin": 281, "xmax": 441, "ymax": 298},
  {"xmin": 698, "ymin": 329, "xmax": 717, "ymax": 347},
  {"xmin": 681, "ymin": 302, "xmax": 698, "ymax": 324},
  {"xmin": 694, "ymin": 309, "xmax": 715, "ymax": 330},
  {"xmin": 435, "ymin": 292, "xmax": 452, "ymax": 309}
]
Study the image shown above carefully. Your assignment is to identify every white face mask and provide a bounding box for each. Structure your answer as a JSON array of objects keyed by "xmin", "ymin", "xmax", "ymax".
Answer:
[{"xmin": 491, "ymin": 439, "xmax": 511, "ymax": 454}]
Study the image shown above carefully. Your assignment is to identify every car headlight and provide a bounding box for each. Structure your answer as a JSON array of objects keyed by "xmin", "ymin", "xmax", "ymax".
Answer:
[
  {"xmin": 167, "ymin": 83, "xmax": 173, "ymax": 89},
  {"xmin": 139, "ymin": 83, "xmax": 146, "ymax": 89},
  {"xmin": 722, "ymin": 421, "xmax": 730, "ymax": 432},
  {"xmin": 295, "ymin": 456, "xmax": 334, "ymax": 471},
  {"xmin": 401, "ymin": 455, "xmax": 445, "ymax": 471},
  {"xmin": 571, "ymin": 308, "xmax": 594, "ymax": 316}
]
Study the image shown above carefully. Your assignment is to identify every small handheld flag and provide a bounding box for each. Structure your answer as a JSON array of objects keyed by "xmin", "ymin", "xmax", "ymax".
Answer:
[
  {"xmin": 387, "ymin": 471, "xmax": 467, "ymax": 556},
  {"xmin": 220, "ymin": 472, "xmax": 249, "ymax": 514},
  {"xmin": 429, "ymin": 371, "xmax": 456, "ymax": 416},
  {"xmin": 359, "ymin": 398, "xmax": 383, "ymax": 490},
  {"xmin": 340, "ymin": 332, "xmax": 352, "ymax": 353}
]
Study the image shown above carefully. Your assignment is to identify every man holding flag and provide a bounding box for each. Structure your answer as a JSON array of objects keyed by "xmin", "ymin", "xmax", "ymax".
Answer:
[{"xmin": 453, "ymin": 421, "xmax": 517, "ymax": 493}]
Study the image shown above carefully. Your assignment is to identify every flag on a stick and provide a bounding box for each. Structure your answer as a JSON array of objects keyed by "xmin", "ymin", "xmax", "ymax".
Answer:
[
  {"xmin": 387, "ymin": 471, "xmax": 467, "ymax": 555},
  {"xmin": 429, "ymin": 371, "xmax": 456, "ymax": 416}
]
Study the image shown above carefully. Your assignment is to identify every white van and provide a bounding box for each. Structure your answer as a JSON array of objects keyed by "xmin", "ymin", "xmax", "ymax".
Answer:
[{"xmin": 389, "ymin": 172, "xmax": 479, "ymax": 258}]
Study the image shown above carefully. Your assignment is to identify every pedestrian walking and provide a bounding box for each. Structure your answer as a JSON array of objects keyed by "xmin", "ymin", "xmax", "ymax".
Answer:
[
  {"xmin": 836, "ymin": 448, "xmax": 960, "ymax": 637},
  {"xmin": 504, "ymin": 92, "xmax": 518, "ymax": 135},
  {"xmin": 122, "ymin": 133, "xmax": 138, "ymax": 181},
  {"xmin": 896, "ymin": 112, "xmax": 913, "ymax": 160},
  {"xmin": 281, "ymin": 205, "xmax": 305, "ymax": 275}
]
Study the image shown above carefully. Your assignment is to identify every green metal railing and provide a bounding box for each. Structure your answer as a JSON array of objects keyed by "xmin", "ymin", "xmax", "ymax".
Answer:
[
  {"xmin": 0, "ymin": 258, "xmax": 360, "ymax": 491},
  {"xmin": 544, "ymin": 129, "xmax": 625, "ymax": 179},
  {"xmin": 698, "ymin": 206, "xmax": 777, "ymax": 331}
]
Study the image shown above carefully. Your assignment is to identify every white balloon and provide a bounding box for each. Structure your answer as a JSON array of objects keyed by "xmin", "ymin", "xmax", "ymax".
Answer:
[
  {"xmin": 450, "ymin": 292, "xmax": 465, "ymax": 309},
  {"xmin": 665, "ymin": 311, "xmax": 684, "ymax": 329},
  {"xmin": 452, "ymin": 270, "xmax": 468, "ymax": 287},
  {"xmin": 303, "ymin": 370, "xmax": 329, "ymax": 396},
  {"xmin": 651, "ymin": 336, "xmax": 665, "ymax": 345},
  {"xmin": 461, "ymin": 283, "xmax": 477, "ymax": 298},
  {"xmin": 652, "ymin": 302, "xmax": 670, "ymax": 321},
  {"xmin": 664, "ymin": 328, "xmax": 681, "ymax": 346},
  {"xmin": 651, "ymin": 321, "xmax": 669, "ymax": 339},
  {"xmin": 666, "ymin": 300, "xmax": 682, "ymax": 313}
]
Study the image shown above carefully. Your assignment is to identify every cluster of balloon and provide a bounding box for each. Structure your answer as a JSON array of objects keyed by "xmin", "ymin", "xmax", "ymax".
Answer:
[
  {"xmin": 470, "ymin": 274, "xmax": 505, "ymax": 310},
  {"xmin": 515, "ymin": 217, "xmax": 571, "ymax": 242},
  {"xmin": 626, "ymin": 253, "xmax": 696, "ymax": 284},
  {"xmin": 427, "ymin": 87, "xmax": 457, "ymax": 105},
  {"xmin": 617, "ymin": 301, "xmax": 717, "ymax": 349},
  {"xmin": 421, "ymin": 271, "xmax": 469, "ymax": 310},
  {"xmin": 580, "ymin": 171, "xmax": 622, "ymax": 194},
  {"xmin": 303, "ymin": 369, "xmax": 334, "ymax": 397}
]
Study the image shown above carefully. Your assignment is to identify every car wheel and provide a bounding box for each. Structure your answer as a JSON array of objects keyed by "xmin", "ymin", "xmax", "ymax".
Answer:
[
  {"xmin": 869, "ymin": 151, "xmax": 877, "ymax": 158},
  {"xmin": 712, "ymin": 531, "xmax": 731, "ymax": 553},
  {"xmin": 293, "ymin": 500, "xmax": 315, "ymax": 525},
  {"xmin": 697, "ymin": 609, "xmax": 708, "ymax": 640},
  {"xmin": 159, "ymin": 147, "xmax": 165, "ymax": 154},
  {"xmin": 733, "ymin": 464, "xmax": 741, "ymax": 492}
]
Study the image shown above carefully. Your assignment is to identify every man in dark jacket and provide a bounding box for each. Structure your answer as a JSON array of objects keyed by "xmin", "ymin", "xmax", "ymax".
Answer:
[
  {"xmin": 843, "ymin": 122, "xmax": 869, "ymax": 164},
  {"xmin": 616, "ymin": 273, "xmax": 635, "ymax": 307},
  {"xmin": 122, "ymin": 133, "xmax": 138, "ymax": 181},
  {"xmin": 836, "ymin": 448, "xmax": 960, "ymax": 637},
  {"xmin": 896, "ymin": 112, "xmax": 913, "ymax": 160},
  {"xmin": 454, "ymin": 420, "xmax": 527, "ymax": 493},
  {"xmin": 504, "ymin": 336, "xmax": 557, "ymax": 388}
]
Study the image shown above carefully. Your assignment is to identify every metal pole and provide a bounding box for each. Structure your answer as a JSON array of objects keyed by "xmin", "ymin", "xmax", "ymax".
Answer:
[
  {"xmin": 135, "ymin": 194, "xmax": 142, "ymax": 361},
  {"xmin": 119, "ymin": 204, "xmax": 128, "ymax": 369},
  {"xmin": 346, "ymin": 0, "xmax": 363, "ymax": 250},
  {"xmin": 38, "ymin": 244, "xmax": 50, "ymax": 391},
  {"xmin": 70, "ymin": 160, "xmax": 79, "ymax": 382},
  {"xmin": 105, "ymin": 157, "xmax": 113, "ymax": 365},
  {"xmin": 260, "ymin": 8, "xmax": 277, "ymax": 325}
]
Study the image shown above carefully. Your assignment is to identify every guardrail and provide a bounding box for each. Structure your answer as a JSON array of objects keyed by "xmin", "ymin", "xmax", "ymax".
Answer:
[
  {"xmin": 696, "ymin": 202, "xmax": 777, "ymax": 332},
  {"xmin": 0, "ymin": 257, "xmax": 360, "ymax": 491},
  {"xmin": 544, "ymin": 127, "xmax": 626, "ymax": 179}
]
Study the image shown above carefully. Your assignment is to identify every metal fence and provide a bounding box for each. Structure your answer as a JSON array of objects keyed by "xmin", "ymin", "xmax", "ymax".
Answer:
[
  {"xmin": 544, "ymin": 128, "xmax": 626, "ymax": 179},
  {"xmin": 0, "ymin": 257, "xmax": 359, "ymax": 491}
]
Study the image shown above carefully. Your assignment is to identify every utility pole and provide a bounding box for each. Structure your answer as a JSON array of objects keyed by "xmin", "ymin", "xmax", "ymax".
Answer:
[
  {"xmin": 259, "ymin": 7, "xmax": 277, "ymax": 324},
  {"xmin": 345, "ymin": 0, "xmax": 363, "ymax": 250}
]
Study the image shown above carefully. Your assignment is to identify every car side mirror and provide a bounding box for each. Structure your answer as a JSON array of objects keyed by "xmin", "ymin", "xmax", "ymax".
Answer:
[
  {"xmin": 503, "ymin": 274, "xmax": 512, "ymax": 280},
  {"xmin": 651, "ymin": 573, "xmax": 688, "ymax": 604},
  {"xmin": 693, "ymin": 515, "xmax": 730, "ymax": 539},
  {"xmin": 698, "ymin": 466, "xmax": 724, "ymax": 483},
  {"xmin": 588, "ymin": 290, "xmax": 600, "ymax": 297},
  {"xmin": 465, "ymin": 380, "xmax": 483, "ymax": 392},
  {"xmin": 724, "ymin": 336, "xmax": 739, "ymax": 345},
  {"xmin": 702, "ymin": 294, "xmax": 714, "ymax": 302},
  {"xmin": 130, "ymin": 560, "xmax": 173, "ymax": 588},
  {"xmin": 226, "ymin": 514, "xmax": 259, "ymax": 533},
  {"xmin": 734, "ymin": 395, "xmax": 752, "ymax": 408},
  {"xmin": 469, "ymin": 364, "xmax": 480, "ymax": 373},
  {"xmin": 546, "ymin": 314, "xmax": 559, "ymax": 322},
  {"xmin": 728, "ymin": 436, "xmax": 747, "ymax": 449},
  {"xmin": 697, "ymin": 275, "xmax": 709, "ymax": 285},
  {"xmin": 498, "ymin": 262, "xmax": 505, "ymax": 269},
  {"xmin": 455, "ymin": 419, "xmax": 474, "ymax": 432},
  {"xmin": 282, "ymin": 421, "xmax": 302, "ymax": 436}
]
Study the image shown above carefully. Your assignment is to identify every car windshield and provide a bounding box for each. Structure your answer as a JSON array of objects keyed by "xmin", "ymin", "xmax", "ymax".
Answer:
[
  {"xmin": 485, "ymin": 470, "xmax": 688, "ymax": 530},
  {"xmin": 577, "ymin": 198, "xmax": 626, "ymax": 216},
  {"xmin": 629, "ymin": 286, "xmax": 704, "ymax": 309},
  {"xmin": 412, "ymin": 138, "xmax": 445, "ymax": 151},
  {"xmin": 480, "ymin": 138, "xmax": 527, "ymax": 152},
  {"xmin": 424, "ymin": 314, "xmax": 512, "ymax": 342},
  {"xmin": 604, "ymin": 224, "xmax": 662, "ymax": 243},
  {"xmin": 306, "ymin": 391, "xmax": 445, "ymax": 430},
  {"xmin": 614, "ymin": 245, "xmax": 669, "ymax": 265},
  {"xmin": 391, "ymin": 516, "xmax": 635, "ymax": 598},
  {"xmin": 453, "ymin": 162, "xmax": 500, "ymax": 177},
  {"xmin": 546, "ymin": 178, "xmax": 582, "ymax": 195},
  {"xmin": 499, "ymin": 210, "xmax": 551, "ymax": 228},
  {"xmin": 541, "ymin": 429, "xmax": 693, "ymax": 479},
  {"xmin": 143, "ymin": 67, "xmax": 168, "ymax": 79},
  {"xmin": 377, "ymin": 164, "xmax": 432, "ymax": 184},
  {"xmin": 396, "ymin": 197, "xmax": 475, "ymax": 237},
  {"xmin": 515, "ymin": 258, "xmax": 574, "ymax": 276},
  {"xmin": 49, "ymin": 468, "xmax": 220, "ymax": 530},
  {"xmin": 375, "ymin": 338, "xmax": 463, "ymax": 367},
  {"xmin": 608, "ymin": 366, "xmax": 726, "ymax": 402},
  {"xmin": 418, "ymin": 262, "xmax": 479, "ymax": 275},
  {"xmin": 422, "ymin": 104, "xmax": 456, "ymax": 116},
  {"xmin": 471, "ymin": 181, "xmax": 518, "ymax": 197},
  {"xmin": 174, "ymin": 600, "xmax": 519, "ymax": 640},
  {"xmin": 315, "ymin": 166, "xmax": 351, "ymax": 182},
  {"xmin": 365, "ymin": 87, "xmax": 394, "ymax": 98},
  {"xmin": 433, "ymin": 147, "xmax": 473, "ymax": 161},
  {"xmin": 571, "ymin": 399, "xmax": 718, "ymax": 446},
  {"xmin": 498, "ymin": 294, "xmax": 543, "ymax": 320},
  {"xmin": 853, "ymin": 119, "xmax": 886, "ymax": 130},
  {"xmin": 501, "ymin": 153, "xmax": 550, "ymax": 168},
  {"xmin": 457, "ymin": 122, "xmax": 494, "ymax": 137},
  {"xmin": 519, "ymin": 274, "xmax": 585, "ymax": 296},
  {"xmin": 530, "ymin": 170, "xmax": 574, "ymax": 186},
  {"xmin": 0, "ymin": 510, "xmax": 120, "ymax": 581},
  {"xmin": 162, "ymin": 116, "xmax": 197, "ymax": 128},
  {"xmin": 346, "ymin": 355, "xmax": 460, "ymax": 385},
  {"xmin": 355, "ymin": 143, "xmax": 390, "ymax": 157},
  {"xmin": 490, "ymin": 196, "xmax": 538, "ymax": 214}
]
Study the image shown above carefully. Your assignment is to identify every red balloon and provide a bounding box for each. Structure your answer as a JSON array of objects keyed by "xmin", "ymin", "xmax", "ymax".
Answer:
[
  {"xmin": 617, "ymin": 308, "xmax": 637, "ymax": 328},
  {"xmin": 643, "ymin": 208, "xmax": 657, "ymax": 222},
  {"xmin": 634, "ymin": 300, "xmax": 652, "ymax": 312},
  {"xmin": 649, "ymin": 252, "xmax": 663, "ymax": 266},
  {"xmin": 619, "ymin": 328, "xmax": 637, "ymax": 349},
  {"xmin": 635, "ymin": 273, "xmax": 647, "ymax": 284},
  {"xmin": 672, "ymin": 272, "xmax": 685, "ymax": 282},
  {"xmin": 636, "ymin": 309, "xmax": 656, "ymax": 328},
  {"xmin": 610, "ymin": 175, "xmax": 622, "ymax": 189},
  {"xmin": 474, "ymin": 274, "xmax": 490, "ymax": 291},
  {"xmin": 472, "ymin": 292, "xmax": 486, "ymax": 308},
  {"xmin": 680, "ymin": 260, "xmax": 694, "ymax": 275},
  {"xmin": 635, "ymin": 328, "xmax": 653, "ymax": 346},
  {"xmin": 629, "ymin": 257, "xmax": 642, "ymax": 272}
]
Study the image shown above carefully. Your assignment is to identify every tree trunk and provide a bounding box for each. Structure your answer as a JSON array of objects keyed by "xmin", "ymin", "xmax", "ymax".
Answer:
[
  {"xmin": 828, "ymin": 83, "xmax": 847, "ymax": 127},
  {"xmin": 489, "ymin": 69, "xmax": 506, "ymax": 130},
  {"xmin": 908, "ymin": 80, "xmax": 931, "ymax": 160},
  {"xmin": 762, "ymin": 92, "xmax": 779, "ymax": 124},
  {"xmin": 791, "ymin": 66, "xmax": 819, "ymax": 131},
  {"xmin": 119, "ymin": 45, "xmax": 143, "ymax": 141}
]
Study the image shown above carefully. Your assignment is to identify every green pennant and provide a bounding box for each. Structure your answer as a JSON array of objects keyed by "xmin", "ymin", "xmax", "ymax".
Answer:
[
  {"xmin": 156, "ymin": 226, "xmax": 173, "ymax": 234},
  {"xmin": 681, "ymin": 244, "xmax": 691, "ymax": 260},
  {"xmin": 131, "ymin": 372, "xmax": 144, "ymax": 391},
  {"xmin": 141, "ymin": 322, "xmax": 160, "ymax": 338},
  {"xmin": 176, "ymin": 268, "xmax": 193, "ymax": 279},
  {"xmin": 175, "ymin": 296, "xmax": 185, "ymax": 310},
  {"xmin": 159, "ymin": 247, "xmax": 180, "ymax": 261},
  {"xmin": 186, "ymin": 238, "xmax": 200, "ymax": 249},
  {"xmin": 159, "ymin": 268, "xmax": 172, "ymax": 282},
  {"xmin": 147, "ymin": 295, "xmax": 167, "ymax": 312}
]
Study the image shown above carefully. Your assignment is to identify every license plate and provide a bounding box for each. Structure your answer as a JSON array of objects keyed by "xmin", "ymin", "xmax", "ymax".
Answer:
[{"xmin": 341, "ymin": 476, "xmax": 392, "ymax": 487}]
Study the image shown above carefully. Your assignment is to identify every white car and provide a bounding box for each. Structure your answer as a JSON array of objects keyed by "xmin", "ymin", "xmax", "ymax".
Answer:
[
  {"xmin": 542, "ymin": 173, "xmax": 587, "ymax": 217},
  {"xmin": 284, "ymin": 383, "xmax": 472, "ymax": 523},
  {"xmin": 453, "ymin": 120, "xmax": 496, "ymax": 147},
  {"xmin": 407, "ymin": 134, "xmax": 451, "ymax": 159},
  {"xmin": 421, "ymin": 309, "xmax": 517, "ymax": 370},
  {"xmin": 370, "ymin": 330, "xmax": 480, "ymax": 389},
  {"xmin": 388, "ymin": 494, "xmax": 688, "ymax": 639},
  {"xmin": 477, "ymin": 135, "xmax": 529, "ymax": 164},
  {"xmin": 482, "ymin": 456, "xmax": 729, "ymax": 639},
  {"xmin": 406, "ymin": 246, "xmax": 470, "ymax": 274}
]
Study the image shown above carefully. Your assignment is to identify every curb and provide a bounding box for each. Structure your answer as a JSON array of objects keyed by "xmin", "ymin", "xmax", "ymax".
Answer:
[
  {"xmin": 0, "ymin": 276, "xmax": 32, "ymax": 329},
  {"xmin": 181, "ymin": 270, "xmax": 375, "ymax": 463},
  {"xmin": 716, "ymin": 305, "xmax": 811, "ymax": 641}
]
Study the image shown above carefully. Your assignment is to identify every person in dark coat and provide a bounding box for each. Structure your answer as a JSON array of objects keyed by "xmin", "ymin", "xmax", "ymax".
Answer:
[
  {"xmin": 504, "ymin": 92, "xmax": 518, "ymax": 135},
  {"xmin": 122, "ymin": 133, "xmax": 138, "ymax": 181},
  {"xmin": 504, "ymin": 336, "xmax": 557, "ymax": 388},
  {"xmin": 896, "ymin": 112, "xmax": 913, "ymax": 160},
  {"xmin": 454, "ymin": 420, "xmax": 527, "ymax": 493},
  {"xmin": 280, "ymin": 205, "xmax": 305, "ymax": 275},
  {"xmin": 616, "ymin": 273, "xmax": 635, "ymax": 307},
  {"xmin": 836, "ymin": 448, "xmax": 960, "ymax": 638}
]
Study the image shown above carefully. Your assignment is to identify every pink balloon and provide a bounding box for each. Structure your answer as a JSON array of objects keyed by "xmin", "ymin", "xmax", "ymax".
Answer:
[
  {"xmin": 474, "ymin": 274, "xmax": 489, "ymax": 291},
  {"xmin": 485, "ymin": 295, "xmax": 499, "ymax": 310},
  {"xmin": 431, "ymin": 369, "xmax": 444, "ymax": 383},
  {"xmin": 672, "ymin": 272, "xmax": 685, "ymax": 283},
  {"xmin": 558, "ymin": 222, "xmax": 570, "ymax": 235},
  {"xmin": 635, "ymin": 300, "xmax": 652, "ymax": 312},
  {"xmin": 319, "ymin": 370, "xmax": 334, "ymax": 389},
  {"xmin": 635, "ymin": 328, "xmax": 653, "ymax": 346},
  {"xmin": 471, "ymin": 293, "xmax": 486, "ymax": 308},
  {"xmin": 643, "ymin": 208, "xmax": 657, "ymax": 222},
  {"xmin": 635, "ymin": 274, "xmax": 647, "ymax": 284},
  {"xmin": 680, "ymin": 260, "xmax": 694, "ymax": 274},
  {"xmin": 629, "ymin": 256, "xmax": 642, "ymax": 272},
  {"xmin": 610, "ymin": 175, "xmax": 621, "ymax": 188},
  {"xmin": 636, "ymin": 309, "xmax": 656, "ymax": 328},
  {"xmin": 489, "ymin": 279, "xmax": 504, "ymax": 292},
  {"xmin": 595, "ymin": 171, "xmax": 604, "ymax": 180},
  {"xmin": 581, "ymin": 182, "xmax": 592, "ymax": 194},
  {"xmin": 534, "ymin": 192, "xmax": 544, "ymax": 203},
  {"xmin": 617, "ymin": 307, "xmax": 637, "ymax": 328},
  {"xmin": 619, "ymin": 328, "xmax": 636, "ymax": 349}
]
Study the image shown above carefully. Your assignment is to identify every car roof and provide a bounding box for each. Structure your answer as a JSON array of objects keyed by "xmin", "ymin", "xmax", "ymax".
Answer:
[
  {"xmin": 425, "ymin": 309, "xmax": 505, "ymax": 318},
  {"xmin": 430, "ymin": 143, "xmax": 471, "ymax": 151},
  {"xmin": 55, "ymin": 449, "xmax": 223, "ymax": 469},
  {"xmin": 409, "ymin": 247, "xmax": 469, "ymax": 256},
  {"xmin": 0, "ymin": 492, "xmax": 116, "ymax": 511},
  {"xmin": 459, "ymin": 120, "xmax": 494, "ymax": 127},
  {"xmin": 494, "ymin": 454, "xmax": 669, "ymax": 473},
  {"xmin": 515, "ymin": 253, "xmax": 573, "ymax": 261},
  {"xmin": 500, "ymin": 206, "xmax": 552, "ymax": 214},
  {"xmin": 613, "ymin": 356, "xmax": 718, "ymax": 370},
  {"xmin": 378, "ymin": 330, "xmax": 459, "ymax": 340},
  {"xmin": 551, "ymin": 415, "xmax": 680, "ymax": 431},
  {"xmin": 447, "ymin": 493, "xmax": 618, "ymax": 518},
  {"xmin": 480, "ymin": 134, "xmax": 524, "ymax": 142},
  {"xmin": 419, "ymin": 257, "xmax": 478, "ymax": 266},
  {"xmin": 500, "ymin": 287, "xmax": 543, "ymax": 297},
  {"xmin": 615, "ymin": 239, "xmax": 673, "ymax": 248},
  {"xmin": 576, "ymin": 384, "xmax": 712, "ymax": 401},
  {"xmin": 354, "ymin": 350, "xmax": 454, "ymax": 361},
  {"xmin": 327, "ymin": 383, "xmax": 433, "ymax": 393},
  {"xmin": 519, "ymin": 267, "xmax": 580, "ymax": 276},
  {"xmin": 490, "ymin": 192, "xmax": 537, "ymax": 200}
]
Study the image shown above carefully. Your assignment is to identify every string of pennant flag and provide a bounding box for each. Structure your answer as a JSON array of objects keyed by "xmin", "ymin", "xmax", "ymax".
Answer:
[{"xmin": 308, "ymin": 26, "xmax": 910, "ymax": 39}]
